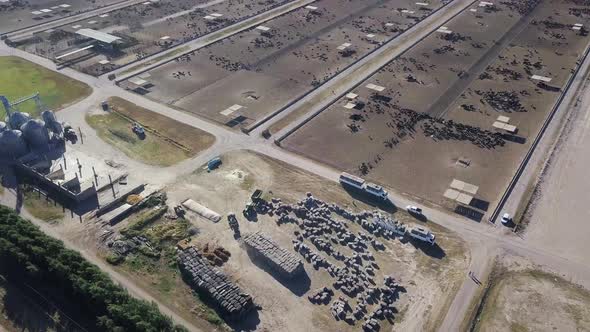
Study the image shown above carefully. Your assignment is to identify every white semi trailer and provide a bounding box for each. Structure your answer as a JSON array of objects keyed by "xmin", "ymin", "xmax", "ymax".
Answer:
[{"xmin": 339, "ymin": 172, "xmax": 388, "ymax": 200}]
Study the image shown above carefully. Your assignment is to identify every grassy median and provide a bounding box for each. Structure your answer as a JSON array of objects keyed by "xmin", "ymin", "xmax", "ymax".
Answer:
[{"xmin": 86, "ymin": 97, "xmax": 214, "ymax": 167}]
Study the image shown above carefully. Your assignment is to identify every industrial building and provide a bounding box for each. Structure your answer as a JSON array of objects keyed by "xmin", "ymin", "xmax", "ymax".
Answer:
[{"xmin": 0, "ymin": 94, "xmax": 142, "ymax": 209}]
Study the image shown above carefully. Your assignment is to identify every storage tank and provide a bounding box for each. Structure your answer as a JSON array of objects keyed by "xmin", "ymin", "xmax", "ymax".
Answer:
[
  {"xmin": 21, "ymin": 119, "xmax": 50, "ymax": 149},
  {"xmin": 6, "ymin": 111, "xmax": 30, "ymax": 129},
  {"xmin": 0, "ymin": 130, "xmax": 28, "ymax": 158},
  {"xmin": 41, "ymin": 110, "xmax": 63, "ymax": 135}
]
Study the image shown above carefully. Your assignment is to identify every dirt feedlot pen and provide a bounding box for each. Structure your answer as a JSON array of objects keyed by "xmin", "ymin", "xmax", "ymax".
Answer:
[
  {"xmin": 283, "ymin": 0, "xmax": 590, "ymax": 221},
  {"xmin": 15, "ymin": 0, "xmax": 298, "ymax": 75},
  {"xmin": 121, "ymin": 0, "xmax": 450, "ymax": 129}
]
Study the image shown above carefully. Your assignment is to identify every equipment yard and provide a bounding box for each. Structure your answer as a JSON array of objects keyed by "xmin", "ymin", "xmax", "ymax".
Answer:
[
  {"xmin": 120, "ymin": 0, "xmax": 450, "ymax": 129},
  {"xmin": 283, "ymin": 0, "xmax": 590, "ymax": 221},
  {"xmin": 12, "ymin": 0, "xmax": 298, "ymax": 76},
  {"xmin": 132, "ymin": 151, "xmax": 468, "ymax": 331}
]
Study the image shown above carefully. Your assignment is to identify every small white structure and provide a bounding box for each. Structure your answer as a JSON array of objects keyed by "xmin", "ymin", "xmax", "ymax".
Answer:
[
  {"xmin": 531, "ymin": 74, "xmax": 552, "ymax": 83},
  {"xmin": 437, "ymin": 26, "xmax": 452, "ymax": 34},
  {"xmin": 220, "ymin": 104, "xmax": 243, "ymax": 116},
  {"xmin": 345, "ymin": 92, "xmax": 358, "ymax": 99},
  {"xmin": 256, "ymin": 25, "xmax": 271, "ymax": 32},
  {"xmin": 343, "ymin": 102, "xmax": 356, "ymax": 109},
  {"xmin": 366, "ymin": 83, "xmax": 385, "ymax": 92}
]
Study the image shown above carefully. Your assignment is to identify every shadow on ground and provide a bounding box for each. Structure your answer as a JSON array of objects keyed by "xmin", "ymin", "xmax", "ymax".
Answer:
[
  {"xmin": 342, "ymin": 187, "xmax": 397, "ymax": 214},
  {"xmin": 245, "ymin": 249, "xmax": 311, "ymax": 296},
  {"xmin": 454, "ymin": 205, "xmax": 484, "ymax": 222},
  {"xmin": 409, "ymin": 240, "xmax": 446, "ymax": 259}
]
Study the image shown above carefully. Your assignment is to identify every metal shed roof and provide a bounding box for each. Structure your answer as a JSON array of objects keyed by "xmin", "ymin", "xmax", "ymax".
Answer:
[{"xmin": 76, "ymin": 28, "xmax": 121, "ymax": 44}]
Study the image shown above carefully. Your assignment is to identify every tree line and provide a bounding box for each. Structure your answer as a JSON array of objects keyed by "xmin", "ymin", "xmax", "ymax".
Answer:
[{"xmin": 0, "ymin": 205, "xmax": 187, "ymax": 332}]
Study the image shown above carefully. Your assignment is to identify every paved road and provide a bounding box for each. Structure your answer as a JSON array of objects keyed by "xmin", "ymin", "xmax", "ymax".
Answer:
[{"xmin": 2, "ymin": 1, "xmax": 590, "ymax": 329}]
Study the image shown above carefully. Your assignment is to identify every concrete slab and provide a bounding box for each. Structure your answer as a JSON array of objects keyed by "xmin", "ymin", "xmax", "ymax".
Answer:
[
  {"xmin": 497, "ymin": 115, "xmax": 510, "ymax": 123},
  {"xmin": 450, "ymin": 179, "xmax": 466, "ymax": 191},
  {"xmin": 443, "ymin": 188, "xmax": 460, "ymax": 200},
  {"xmin": 456, "ymin": 193, "xmax": 473, "ymax": 205}
]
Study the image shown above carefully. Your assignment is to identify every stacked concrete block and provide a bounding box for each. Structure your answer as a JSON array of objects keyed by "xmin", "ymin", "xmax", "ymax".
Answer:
[
  {"xmin": 308, "ymin": 287, "xmax": 334, "ymax": 304},
  {"xmin": 178, "ymin": 247, "xmax": 254, "ymax": 319},
  {"xmin": 243, "ymin": 231, "xmax": 304, "ymax": 279}
]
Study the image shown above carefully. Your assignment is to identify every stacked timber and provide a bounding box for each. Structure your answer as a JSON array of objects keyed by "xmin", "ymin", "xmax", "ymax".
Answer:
[
  {"xmin": 178, "ymin": 247, "xmax": 254, "ymax": 319},
  {"xmin": 243, "ymin": 231, "xmax": 304, "ymax": 279}
]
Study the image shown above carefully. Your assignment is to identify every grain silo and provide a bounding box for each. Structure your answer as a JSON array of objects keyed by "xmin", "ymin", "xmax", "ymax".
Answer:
[
  {"xmin": 0, "ymin": 130, "xmax": 28, "ymax": 158},
  {"xmin": 41, "ymin": 110, "xmax": 63, "ymax": 135},
  {"xmin": 20, "ymin": 119, "xmax": 50, "ymax": 150},
  {"xmin": 7, "ymin": 111, "xmax": 30, "ymax": 129}
]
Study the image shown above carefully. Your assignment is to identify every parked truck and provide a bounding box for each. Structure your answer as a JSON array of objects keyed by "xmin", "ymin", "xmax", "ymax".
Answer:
[
  {"xmin": 409, "ymin": 227, "xmax": 436, "ymax": 245},
  {"xmin": 339, "ymin": 172, "xmax": 388, "ymax": 200}
]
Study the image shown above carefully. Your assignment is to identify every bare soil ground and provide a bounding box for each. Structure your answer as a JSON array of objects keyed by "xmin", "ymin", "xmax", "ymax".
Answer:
[
  {"xmin": 39, "ymin": 149, "xmax": 469, "ymax": 332},
  {"xmin": 162, "ymin": 150, "xmax": 469, "ymax": 332},
  {"xmin": 86, "ymin": 96, "xmax": 214, "ymax": 166},
  {"xmin": 519, "ymin": 74, "xmax": 590, "ymax": 268},
  {"xmin": 17, "ymin": 0, "xmax": 296, "ymax": 75},
  {"xmin": 125, "ymin": 0, "xmax": 449, "ymax": 129},
  {"xmin": 284, "ymin": 0, "xmax": 590, "ymax": 221},
  {"xmin": 470, "ymin": 256, "xmax": 590, "ymax": 332},
  {"xmin": 0, "ymin": 0, "xmax": 119, "ymax": 33}
]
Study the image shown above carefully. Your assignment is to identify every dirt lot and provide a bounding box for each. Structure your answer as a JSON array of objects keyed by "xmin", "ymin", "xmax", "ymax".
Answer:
[
  {"xmin": 0, "ymin": 0, "xmax": 120, "ymax": 34},
  {"xmin": 16, "ymin": 0, "xmax": 296, "ymax": 75},
  {"xmin": 159, "ymin": 150, "xmax": 469, "ymax": 332},
  {"xmin": 86, "ymin": 96, "xmax": 215, "ymax": 166},
  {"xmin": 41, "ymin": 149, "xmax": 468, "ymax": 331},
  {"xmin": 520, "ymin": 72, "xmax": 590, "ymax": 268},
  {"xmin": 283, "ymin": 0, "xmax": 590, "ymax": 221},
  {"xmin": 123, "ymin": 0, "xmax": 449, "ymax": 129},
  {"xmin": 470, "ymin": 257, "xmax": 590, "ymax": 332}
]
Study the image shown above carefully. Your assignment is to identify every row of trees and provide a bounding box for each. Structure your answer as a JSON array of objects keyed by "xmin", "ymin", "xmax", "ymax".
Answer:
[{"xmin": 0, "ymin": 205, "xmax": 187, "ymax": 332}]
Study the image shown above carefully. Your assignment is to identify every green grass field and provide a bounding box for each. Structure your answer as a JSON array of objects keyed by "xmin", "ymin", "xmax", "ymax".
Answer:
[
  {"xmin": 86, "ymin": 97, "xmax": 214, "ymax": 167},
  {"xmin": 86, "ymin": 112, "xmax": 190, "ymax": 166},
  {"xmin": 0, "ymin": 56, "xmax": 91, "ymax": 119}
]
